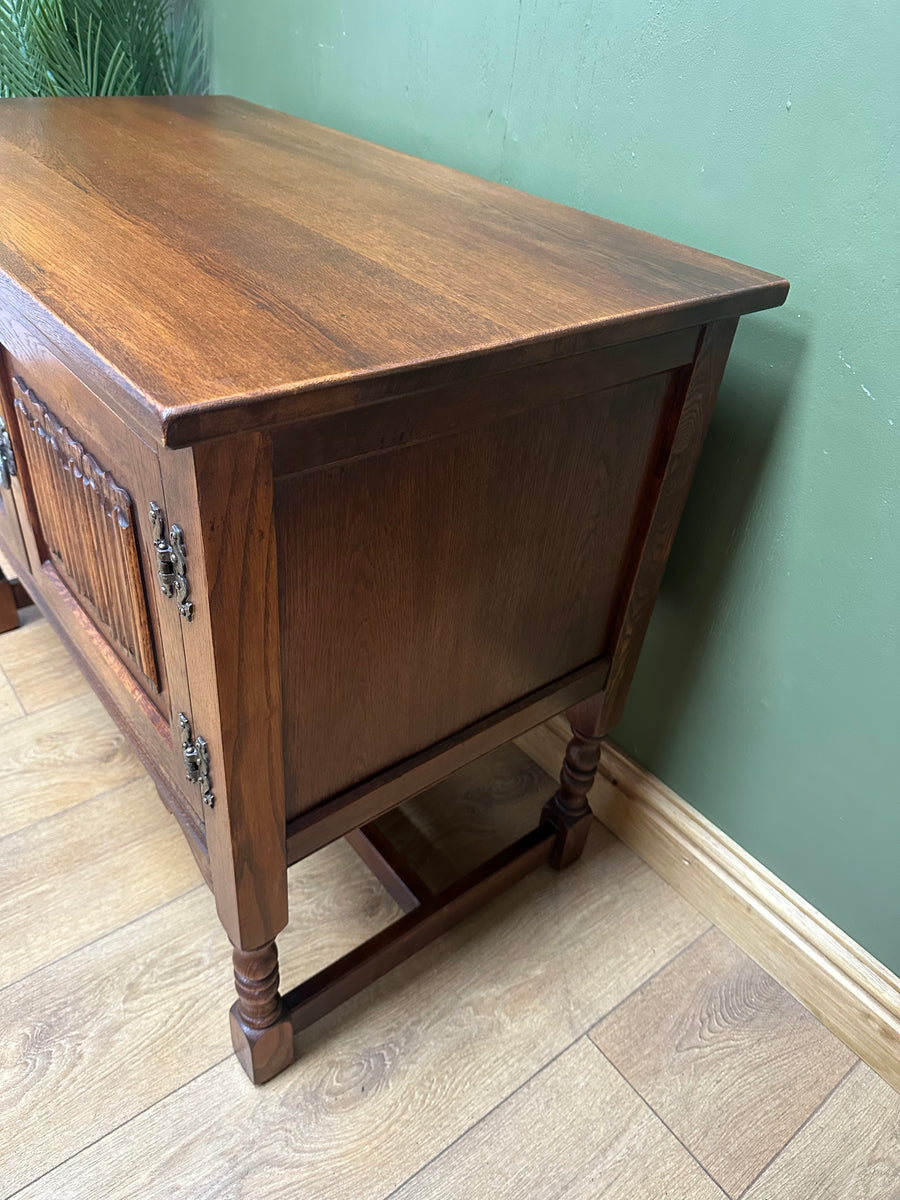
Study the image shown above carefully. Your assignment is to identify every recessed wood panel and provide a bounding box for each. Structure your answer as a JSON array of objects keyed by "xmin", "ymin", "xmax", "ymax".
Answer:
[{"xmin": 277, "ymin": 370, "xmax": 679, "ymax": 818}]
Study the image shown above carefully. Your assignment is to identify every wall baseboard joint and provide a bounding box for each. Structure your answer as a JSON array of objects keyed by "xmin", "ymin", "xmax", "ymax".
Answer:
[{"xmin": 516, "ymin": 716, "xmax": 900, "ymax": 1095}]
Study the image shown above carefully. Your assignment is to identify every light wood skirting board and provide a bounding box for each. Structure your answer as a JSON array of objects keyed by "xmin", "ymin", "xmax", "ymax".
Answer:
[{"xmin": 515, "ymin": 715, "xmax": 900, "ymax": 1095}]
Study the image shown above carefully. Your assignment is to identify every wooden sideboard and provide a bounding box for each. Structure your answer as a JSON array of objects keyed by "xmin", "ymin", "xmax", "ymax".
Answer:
[{"xmin": 0, "ymin": 95, "xmax": 788, "ymax": 1083}]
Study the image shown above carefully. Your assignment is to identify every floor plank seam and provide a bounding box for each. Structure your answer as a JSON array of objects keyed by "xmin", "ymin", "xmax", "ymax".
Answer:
[
  {"xmin": 382, "ymin": 923, "xmax": 716, "ymax": 1200},
  {"xmin": 3, "ymin": 1057, "xmax": 230, "ymax": 1200},
  {"xmin": 9, "ymin": 684, "xmax": 93, "ymax": 719},
  {"xmin": 585, "ymin": 922, "xmax": 713, "ymax": 1028},
  {"xmin": 734, "ymin": 1058, "xmax": 861, "ymax": 1199},
  {"xmin": 0, "ymin": 879, "xmax": 209, "ymax": 998},
  {"xmin": 380, "ymin": 1030, "xmax": 590, "ymax": 1200},
  {"xmin": 587, "ymin": 1040, "xmax": 730, "ymax": 1197},
  {"xmin": 0, "ymin": 774, "xmax": 150, "ymax": 847},
  {"xmin": 0, "ymin": 670, "xmax": 24, "ymax": 714}
]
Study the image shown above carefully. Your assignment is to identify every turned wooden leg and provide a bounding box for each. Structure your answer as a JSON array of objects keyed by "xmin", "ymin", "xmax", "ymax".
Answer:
[
  {"xmin": 541, "ymin": 721, "xmax": 602, "ymax": 869},
  {"xmin": 0, "ymin": 570, "xmax": 18, "ymax": 633},
  {"xmin": 229, "ymin": 939, "xmax": 295, "ymax": 1084}
]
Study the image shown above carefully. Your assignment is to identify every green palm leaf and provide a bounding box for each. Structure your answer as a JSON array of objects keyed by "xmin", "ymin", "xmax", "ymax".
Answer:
[{"xmin": 0, "ymin": 0, "xmax": 208, "ymax": 98}]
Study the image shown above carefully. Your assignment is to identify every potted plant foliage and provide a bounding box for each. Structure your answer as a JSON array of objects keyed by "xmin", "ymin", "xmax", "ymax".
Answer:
[{"xmin": 0, "ymin": 0, "xmax": 208, "ymax": 97}]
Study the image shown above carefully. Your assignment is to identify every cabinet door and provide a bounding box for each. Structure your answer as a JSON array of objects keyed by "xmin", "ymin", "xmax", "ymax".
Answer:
[
  {"xmin": 0, "ymin": 313, "xmax": 206, "ymax": 837},
  {"xmin": 10, "ymin": 369, "xmax": 164, "ymax": 692}
]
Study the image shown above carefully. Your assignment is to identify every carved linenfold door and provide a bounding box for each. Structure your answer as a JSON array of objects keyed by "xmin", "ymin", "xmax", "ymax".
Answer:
[
  {"xmin": 11, "ymin": 374, "xmax": 160, "ymax": 692},
  {"xmin": 0, "ymin": 320, "xmax": 210, "ymax": 835}
]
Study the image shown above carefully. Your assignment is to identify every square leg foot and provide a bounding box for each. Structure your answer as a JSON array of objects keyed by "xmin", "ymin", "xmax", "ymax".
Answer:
[
  {"xmin": 229, "ymin": 1003, "xmax": 295, "ymax": 1085},
  {"xmin": 0, "ymin": 577, "xmax": 18, "ymax": 634},
  {"xmin": 541, "ymin": 800, "xmax": 592, "ymax": 870}
]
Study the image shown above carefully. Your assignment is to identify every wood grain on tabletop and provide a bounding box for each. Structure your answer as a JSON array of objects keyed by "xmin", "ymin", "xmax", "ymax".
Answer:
[
  {"xmin": 391, "ymin": 1038, "xmax": 726, "ymax": 1200},
  {"xmin": 12, "ymin": 829, "xmax": 710, "ymax": 1200},
  {"xmin": 742, "ymin": 1061, "xmax": 900, "ymax": 1200},
  {"xmin": 590, "ymin": 927, "xmax": 858, "ymax": 1198},
  {"xmin": 0, "ymin": 96, "xmax": 788, "ymax": 444},
  {"xmin": 0, "ymin": 690, "xmax": 144, "ymax": 837},
  {"xmin": 0, "ymin": 838, "xmax": 402, "ymax": 1200}
]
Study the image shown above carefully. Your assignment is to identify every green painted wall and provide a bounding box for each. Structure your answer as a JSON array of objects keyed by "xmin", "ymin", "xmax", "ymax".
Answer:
[{"xmin": 207, "ymin": 2, "xmax": 900, "ymax": 971}]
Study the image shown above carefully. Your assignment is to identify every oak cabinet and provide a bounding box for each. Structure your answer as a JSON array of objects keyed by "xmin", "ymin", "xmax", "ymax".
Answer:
[{"xmin": 0, "ymin": 95, "xmax": 788, "ymax": 1083}]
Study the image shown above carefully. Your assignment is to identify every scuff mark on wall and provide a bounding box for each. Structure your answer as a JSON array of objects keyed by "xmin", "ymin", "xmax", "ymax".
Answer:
[
  {"xmin": 839, "ymin": 351, "xmax": 878, "ymax": 401},
  {"xmin": 498, "ymin": 0, "xmax": 524, "ymax": 178}
]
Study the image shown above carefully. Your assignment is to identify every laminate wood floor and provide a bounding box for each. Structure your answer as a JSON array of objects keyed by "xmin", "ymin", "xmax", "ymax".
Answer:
[{"xmin": 1, "ymin": 598, "xmax": 897, "ymax": 1199}]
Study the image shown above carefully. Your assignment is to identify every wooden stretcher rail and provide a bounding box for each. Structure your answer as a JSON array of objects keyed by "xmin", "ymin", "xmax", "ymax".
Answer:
[{"xmin": 285, "ymin": 823, "xmax": 556, "ymax": 1036}]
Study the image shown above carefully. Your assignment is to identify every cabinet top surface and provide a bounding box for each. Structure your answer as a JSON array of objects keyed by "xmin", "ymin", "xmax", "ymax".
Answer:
[{"xmin": 0, "ymin": 95, "xmax": 788, "ymax": 444}]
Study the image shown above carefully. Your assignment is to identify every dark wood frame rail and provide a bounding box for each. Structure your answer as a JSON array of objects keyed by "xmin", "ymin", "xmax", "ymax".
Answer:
[{"xmin": 0, "ymin": 95, "xmax": 788, "ymax": 1083}]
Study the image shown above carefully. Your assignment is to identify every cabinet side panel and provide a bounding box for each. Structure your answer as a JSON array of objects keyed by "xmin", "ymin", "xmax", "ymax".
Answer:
[{"xmin": 277, "ymin": 370, "xmax": 679, "ymax": 819}]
